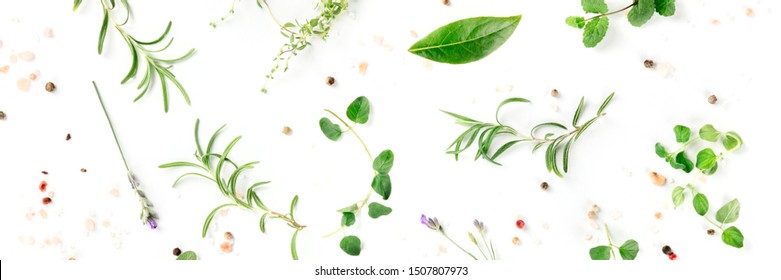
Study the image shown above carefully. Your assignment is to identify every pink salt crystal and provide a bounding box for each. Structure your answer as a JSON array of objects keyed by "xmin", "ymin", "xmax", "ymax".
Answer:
[
  {"xmin": 44, "ymin": 238, "xmax": 52, "ymax": 246},
  {"xmin": 438, "ymin": 244, "xmax": 447, "ymax": 253},
  {"xmin": 40, "ymin": 209, "xmax": 48, "ymax": 219},
  {"xmin": 746, "ymin": 8, "xmax": 754, "ymax": 17},
  {"xmin": 410, "ymin": 30, "xmax": 418, "ymax": 38},
  {"xmin": 109, "ymin": 188, "xmax": 119, "ymax": 197},
  {"xmin": 358, "ymin": 61, "xmax": 369, "ymax": 75},
  {"xmin": 17, "ymin": 51, "xmax": 35, "ymax": 61},
  {"xmin": 219, "ymin": 208, "xmax": 229, "ymax": 217},
  {"xmin": 421, "ymin": 60, "xmax": 433, "ymax": 71},
  {"xmin": 0, "ymin": 65, "xmax": 9, "ymax": 74},
  {"xmin": 17, "ymin": 78, "xmax": 31, "ymax": 91},
  {"xmin": 220, "ymin": 242, "xmax": 233, "ymax": 253},
  {"xmin": 10, "ymin": 55, "xmax": 18, "ymax": 63},
  {"xmin": 26, "ymin": 235, "xmax": 35, "ymax": 246},
  {"xmin": 711, "ymin": 19, "xmax": 721, "ymax": 25},
  {"xmin": 85, "ymin": 218, "xmax": 96, "ymax": 232},
  {"xmin": 541, "ymin": 222, "xmax": 550, "ymax": 230},
  {"xmin": 43, "ymin": 27, "xmax": 54, "ymax": 38}
]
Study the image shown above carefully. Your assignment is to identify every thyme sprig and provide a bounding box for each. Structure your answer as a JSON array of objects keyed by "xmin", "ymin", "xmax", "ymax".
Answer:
[
  {"xmin": 443, "ymin": 93, "xmax": 615, "ymax": 177},
  {"xmin": 74, "ymin": 0, "xmax": 195, "ymax": 112},
  {"xmin": 160, "ymin": 119, "xmax": 305, "ymax": 259},
  {"xmin": 92, "ymin": 81, "xmax": 157, "ymax": 229}
]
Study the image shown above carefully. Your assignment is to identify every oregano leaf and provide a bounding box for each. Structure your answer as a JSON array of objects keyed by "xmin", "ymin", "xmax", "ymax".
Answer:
[
  {"xmin": 699, "ymin": 124, "xmax": 720, "ymax": 142},
  {"xmin": 339, "ymin": 235, "xmax": 362, "ymax": 256},
  {"xmin": 319, "ymin": 117, "xmax": 342, "ymax": 141},
  {"xmin": 674, "ymin": 152, "xmax": 694, "ymax": 173},
  {"xmin": 373, "ymin": 150, "xmax": 394, "ymax": 174},
  {"xmin": 367, "ymin": 202, "xmax": 393, "ymax": 219},
  {"xmin": 371, "ymin": 174, "xmax": 392, "ymax": 200},
  {"xmin": 722, "ymin": 132, "xmax": 743, "ymax": 152},
  {"xmin": 655, "ymin": 142, "xmax": 668, "ymax": 158},
  {"xmin": 176, "ymin": 251, "xmax": 198, "ymax": 260},
  {"xmin": 618, "ymin": 240, "xmax": 639, "ymax": 260},
  {"xmin": 693, "ymin": 193, "xmax": 709, "ymax": 216},
  {"xmin": 722, "ymin": 226, "xmax": 744, "ymax": 248},
  {"xmin": 589, "ymin": 245, "xmax": 611, "ymax": 260},
  {"xmin": 715, "ymin": 199, "xmax": 740, "ymax": 224},
  {"xmin": 346, "ymin": 96, "xmax": 370, "ymax": 124},
  {"xmin": 674, "ymin": 125, "xmax": 691, "ymax": 143},
  {"xmin": 342, "ymin": 212, "xmax": 356, "ymax": 227},
  {"xmin": 672, "ymin": 186, "xmax": 685, "ymax": 208},
  {"xmin": 696, "ymin": 148, "xmax": 718, "ymax": 171}
]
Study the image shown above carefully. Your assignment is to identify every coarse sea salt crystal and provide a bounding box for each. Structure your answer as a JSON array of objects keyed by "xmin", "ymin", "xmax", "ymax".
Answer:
[
  {"xmin": 43, "ymin": 27, "xmax": 54, "ymax": 38},
  {"xmin": 583, "ymin": 233, "xmax": 593, "ymax": 241},
  {"xmin": 588, "ymin": 220, "xmax": 600, "ymax": 230},
  {"xmin": 17, "ymin": 78, "xmax": 31, "ymax": 91},
  {"xmin": 17, "ymin": 51, "xmax": 35, "ymax": 61},
  {"xmin": 611, "ymin": 210, "xmax": 623, "ymax": 220}
]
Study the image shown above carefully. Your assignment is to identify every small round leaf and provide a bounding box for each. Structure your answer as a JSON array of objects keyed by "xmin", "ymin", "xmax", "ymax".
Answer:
[{"xmin": 339, "ymin": 235, "xmax": 362, "ymax": 256}]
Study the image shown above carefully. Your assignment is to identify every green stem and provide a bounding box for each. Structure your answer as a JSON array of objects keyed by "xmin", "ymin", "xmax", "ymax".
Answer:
[
  {"xmin": 705, "ymin": 217, "xmax": 724, "ymax": 231},
  {"xmin": 604, "ymin": 224, "xmax": 617, "ymax": 260},
  {"xmin": 442, "ymin": 232, "xmax": 478, "ymax": 260},
  {"xmin": 325, "ymin": 109, "xmax": 377, "ymax": 213},
  {"xmin": 209, "ymin": 0, "xmax": 238, "ymax": 27},
  {"xmin": 584, "ymin": 0, "xmax": 638, "ymax": 21},
  {"xmin": 92, "ymin": 81, "xmax": 131, "ymax": 173}
]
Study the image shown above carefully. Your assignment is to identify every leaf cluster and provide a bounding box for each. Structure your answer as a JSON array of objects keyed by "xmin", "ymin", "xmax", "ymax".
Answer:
[
  {"xmin": 589, "ymin": 225, "xmax": 639, "ymax": 260},
  {"xmin": 567, "ymin": 0, "xmax": 676, "ymax": 47}
]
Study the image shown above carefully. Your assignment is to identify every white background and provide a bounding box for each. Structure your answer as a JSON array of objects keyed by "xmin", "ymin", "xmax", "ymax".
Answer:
[{"xmin": 1, "ymin": 0, "xmax": 780, "ymax": 268}]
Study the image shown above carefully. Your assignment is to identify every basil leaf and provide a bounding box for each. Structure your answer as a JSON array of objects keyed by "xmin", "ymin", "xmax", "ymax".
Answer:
[
  {"xmin": 319, "ymin": 117, "xmax": 342, "ymax": 141},
  {"xmin": 699, "ymin": 124, "xmax": 720, "ymax": 142},
  {"xmin": 715, "ymin": 199, "xmax": 740, "ymax": 224},
  {"xmin": 628, "ymin": 0, "xmax": 656, "ymax": 27},
  {"xmin": 373, "ymin": 150, "xmax": 394, "ymax": 174},
  {"xmin": 346, "ymin": 96, "xmax": 370, "ymax": 124},
  {"xmin": 674, "ymin": 125, "xmax": 691, "ymax": 143},
  {"xmin": 655, "ymin": 0, "xmax": 676, "ymax": 16},
  {"xmin": 340, "ymin": 235, "xmax": 362, "ymax": 256},
  {"xmin": 696, "ymin": 148, "xmax": 718, "ymax": 171},
  {"xmin": 693, "ymin": 193, "xmax": 709, "ymax": 216},
  {"xmin": 409, "ymin": 15, "xmax": 522, "ymax": 64},
  {"xmin": 582, "ymin": 17, "xmax": 609, "ymax": 48},
  {"xmin": 367, "ymin": 202, "xmax": 392, "ymax": 219},
  {"xmin": 721, "ymin": 226, "xmax": 744, "ymax": 248},
  {"xmin": 618, "ymin": 240, "xmax": 639, "ymax": 260},
  {"xmin": 589, "ymin": 246, "xmax": 611, "ymax": 260}
]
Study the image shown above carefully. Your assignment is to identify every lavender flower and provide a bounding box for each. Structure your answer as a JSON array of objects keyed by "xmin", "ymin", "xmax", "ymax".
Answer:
[
  {"xmin": 473, "ymin": 219, "xmax": 484, "ymax": 233},
  {"xmin": 147, "ymin": 218, "xmax": 158, "ymax": 229},
  {"xmin": 421, "ymin": 214, "xmax": 441, "ymax": 231}
]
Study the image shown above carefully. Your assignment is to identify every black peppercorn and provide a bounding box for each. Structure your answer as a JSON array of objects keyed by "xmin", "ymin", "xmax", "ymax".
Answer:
[
  {"xmin": 325, "ymin": 76, "xmax": 335, "ymax": 86},
  {"xmin": 45, "ymin": 82, "xmax": 56, "ymax": 92},
  {"xmin": 0, "ymin": 111, "xmax": 6, "ymax": 120},
  {"xmin": 540, "ymin": 182, "xmax": 549, "ymax": 191},
  {"xmin": 644, "ymin": 59, "xmax": 655, "ymax": 69},
  {"xmin": 662, "ymin": 245, "xmax": 673, "ymax": 255},
  {"xmin": 173, "ymin": 247, "xmax": 182, "ymax": 256},
  {"xmin": 707, "ymin": 229, "xmax": 715, "ymax": 235}
]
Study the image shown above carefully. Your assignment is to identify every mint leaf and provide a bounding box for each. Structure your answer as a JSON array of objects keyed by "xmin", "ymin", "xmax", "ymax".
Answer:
[
  {"xmin": 339, "ymin": 235, "xmax": 362, "ymax": 256},
  {"xmin": 176, "ymin": 251, "xmax": 198, "ymax": 260},
  {"xmin": 715, "ymin": 199, "xmax": 740, "ymax": 224},
  {"xmin": 672, "ymin": 186, "xmax": 685, "ymax": 208},
  {"xmin": 346, "ymin": 96, "xmax": 370, "ymax": 124},
  {"xmin": 699, "ymin": 124, "xmax": 720, "ymax": 142},
  {"xmin": 655, "ymin": 0, "xmax": 676, "ymax": 16},
  {"xmin": 722, "ymin": 226, "xmax": 744, "ymax": 248},
  {"xmin": 628, "ymin": 0, "xmax": 656, "ymax": 27},
  {"xmin": 696, "ymin": 148, "xmax": 718, "ymax": 171},
  {"xmin": 722, "ymin": 132, "xmax": 743, "ymax": 152},
  {"xmin": 367, "ymin": 202, "xmax": 393, "ymax": 218},
  {"xmin": 674, "ymin": 125, "xmax": 691, "ymax": 143},
  {"xmin": 373, "ymin": 150, "xmax": 394, "ymax": 174},
  {"xmin": 371, "ymin": 174, "xmax": 392, "ymax": 200},
  {"xmin": 582, "ymin": 0, "xmax": 608, "ymax": 14},
  {"xmin": 693, "ymin": 193, "xmax": 709, "ymax": 216},
  {"xmin": 342, "ymin": 212, "xmax": 356, "ymax": 227},
  {"xmin": 319, "ymin": 117, "xmax": 342, "ymax": 141},
  {"xmin": 655, "ymin": 142, "xmax": 668, "ymax": 158},
  {"xmin": 583, "ymin": 17, "xmax": 609, "ymax": 48},
  {"xmin": 589, "ymin": 245, "xmax": 612, "ymax": 260},
  {"xmin": 566, "ymin": 16, "xmax": 586, "ymax": 29},
  {"xmin": 618, "ymin": 240, "xmax": 639, "ymax": 260}
]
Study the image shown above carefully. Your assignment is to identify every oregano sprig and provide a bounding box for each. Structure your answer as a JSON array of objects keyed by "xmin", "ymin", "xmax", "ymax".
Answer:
[
  {"xmin": 93, "ymin": 81, "xmax": 157, "ymax": 229},
  {"xmin": 566, "ymin": 0, "xmax": 676, "ymax": 47},
  {"xmin": 656, "ymin": 124, "xmax": 745, "ymax": 248},
  {"xmin": 160, "ymin": 119, "xmax": 306, "ymax": 259},
  {"xmin": 74, "ymin": 0, "xmax": 195, "ymax": 112},
  {"xmin": 319, "ymin": 96, "xmax": 395, "ymax": 256},
  {"xmin": 589, "ymin": 224, "xmax": 639, "ymax": 260},
  {"xmin": 421, "ymin": 216, "xmax": 498, "ymax": 260},
  {"xmin": 443, "ymin": 93, "xmax": 615, "ymax": 177}
]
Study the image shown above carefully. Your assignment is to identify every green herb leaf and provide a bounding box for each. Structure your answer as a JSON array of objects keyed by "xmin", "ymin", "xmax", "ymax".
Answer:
[
  {"xmin": 373, "ymin": 150, "xmax": 394, "ymax": 174},
  {"xmin": 341, "ymin": 212, "xmax": 355, "ymax": 227},
  {"xmin": 693, "ymin": 193, "xmax": 709, "ymax": 216},
  {"xmin": 655, "ymin": 0, "xmax": 676, "ymax": 16},
  {"xmin": 721, "ymin": 226, "xmax": 744, "ymax": 248},
  {"xmin": 696, "ymin": 148, "xmax": 718, "ymax": 171},
  {"xmin": 655, "ymin": 143, "xmax": 668, "ymax": 158},
  {"xmin": 628, "ymin": 0, "xmax": 656, "ymax": 27},
  {"xmin": 259, "ymin": 213, "xmax": 268, "ymax": 233},
  {"xmin": 715, "ymin": 199, "xmax": 740, "ymax": 224},
  {"xmin": 674, "ymin": 125, "xmax": 691, "ymax": 143},
  {"xmin": 722, "ymin": 132, "xmax": 743, "ymax": 152},
  {"xmin": 346, "ymin": 96, "xmax": 370, "ymax": 124},
  {"xmin": 573, "ymin": 97, "xmax": 585, "ymax": 127},
  {"xmin": 589, "ymin": 245, "xmax": 612, "ymax": 260},
  {"xmin": 176, "ymin": 251, "xmax": 198, "ymax": 260},
  {"xmin": 337, "ymin": 203, "xmax": 359, "ymax": 213},
  {"xmin": 368, "ymin": 202, "xmax": 393, "ymax": 218},
  {"xmin": 289, "ymin": 195, "xmax": 299, "ymax": 221},
  {"xmin": 699, "ymin": 124, "xmax": 720, "ymax": 142},
  {"xmin": 581, "ymin": 0, "xmax": 608, "ymax": 14},
  {"xmin": 468, "ymin": 232, "xmax": 478, "ymax": 245},
  {"xmin": 371, "ymin": 174, "xmax": 392, "ymax": 200},
  {"xmin": 73, "ymin": 0, "xmax": 83, "ymax": 12},
  {"xmin": 582, "ymin": 17, "xmax": 609, "ymax": 48},
  {"xmin": 202, "ymin": 204, "xmax": 236, "ymax": 238},
  {"xmin": 672, "ymin": 186, "xmax": 685, "ymax": 208},
  {"xmin": 597, "ymin": 92, "xmax": 615, "ymax": 115},
  {"xmin": 408, "ymin": 15, "xmax": 522, "ymax": 64},
  {"xmin": 291, "ymin": 229, "xmax": 300, "ymax": 260},
  {"xmin": 673, "ymin": 152, "xmax": 694, "ymax": 173},
  {"xmin": 566, "ymin": 16, "xmax": 586, "ymax": 29},
  {"xmin": 495, "ymin": 97, "xmax": 531, "ymax": 124},
  {"xmin": 319, "ymin": 117, "xmax": 342, "ymax": 141},
  {"xmin": 339, "ymin": 235, "xmax": 361, "ymax": 256},
  {"xmin": 98, "ymin": 9, "xmax": 109, "ymax": 55},
  {"xmin": 703, "ymin": 161, "xmax": 719, "ymax": 175},
  {"xmin": 618, "ymin": 240, "xmax": 639, "ymax": 260}
]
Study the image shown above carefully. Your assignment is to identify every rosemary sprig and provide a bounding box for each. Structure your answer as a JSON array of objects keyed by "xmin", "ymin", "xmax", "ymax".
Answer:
[
  {"xmin": 442, "ymin": 93, "xmax": 615, "ymax": 177},
  {"xmin": 92, "ymin": 81, "xmax": 157, "ymax": 229},
  {"xmin": 160, "ymin": 119, "xmax": 305, "ymax": 259},
  {"xmin": 319, "ymin": 97, "xmax": 395, "ymax": 256},
  {"xmin": 74, "ymin": 0, "xmax": 195, "ymax": 112}
]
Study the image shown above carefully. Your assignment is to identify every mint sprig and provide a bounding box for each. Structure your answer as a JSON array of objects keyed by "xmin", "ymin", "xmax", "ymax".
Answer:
[{"xmin": 567, "ymin": 0, "xmax": 676, "ymax": 47}]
